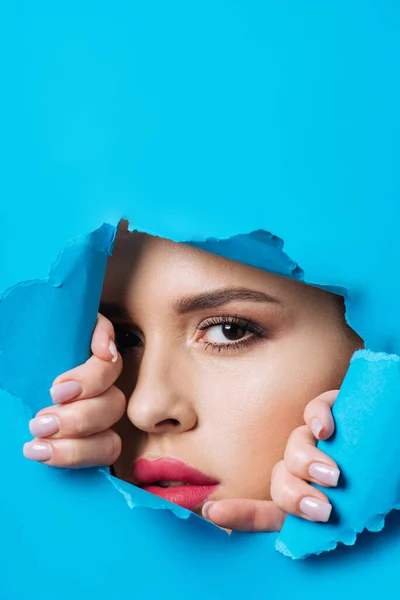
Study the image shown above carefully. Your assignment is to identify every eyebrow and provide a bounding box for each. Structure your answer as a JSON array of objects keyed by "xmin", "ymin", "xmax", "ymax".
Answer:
[
  {"xmin": 173, "ymin": 287, "xmax": 283, "ymax": 314},
  {"xmin": 99, "ymin": 288, "xmax": 283, "ymax": 323}
]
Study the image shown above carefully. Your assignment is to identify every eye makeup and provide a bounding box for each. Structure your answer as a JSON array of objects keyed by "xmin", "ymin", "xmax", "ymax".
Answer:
[{"xmin": 196, "ymin": 314, "xmax": 268, "ymax": 354}]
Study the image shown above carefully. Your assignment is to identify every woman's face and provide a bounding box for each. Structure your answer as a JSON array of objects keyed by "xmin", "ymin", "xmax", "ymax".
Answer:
[{"xmin": 101, "ymin": 230, "xmax": 360, "ymax": 515}]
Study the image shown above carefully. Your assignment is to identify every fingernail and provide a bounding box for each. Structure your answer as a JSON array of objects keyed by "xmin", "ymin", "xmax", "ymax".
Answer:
[
  {"xmin": 300, "ymin": 497, "xmax": 332, "ymax": 522},
  {"xmin": 29, "ymin": 415, "xmax": 60, "ymax": 437},
  {"xmin": 50, "ymin": 380, "xmax": 82, "ymax": 403},
  {"xmin": 311, "ymin": 418, "xmax": 323, "ymax": 439},
  {"xmin": 309, "ymin": 462, "xmax": 340, "ymax": 486},
  {"xmin": 202, "ymin": 501, "xmax": 214, "ymax": 520},
  {"xmin": 109, "ymin": 340, "xmax": 118, "ymax": 363},
  {"xmin": 23, "ymin": 441, "xmax": 52, "ymax": 462}
]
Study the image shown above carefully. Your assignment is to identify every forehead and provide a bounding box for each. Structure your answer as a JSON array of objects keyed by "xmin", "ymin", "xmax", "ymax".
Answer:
[{"xmin": 102, "ymin": 230, "xmax": 331, "ymax": 309}]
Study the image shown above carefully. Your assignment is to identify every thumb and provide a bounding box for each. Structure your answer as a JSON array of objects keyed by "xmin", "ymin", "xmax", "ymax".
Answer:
[
  {"xmin": 91, "ymin": 313, "xmax": 118, "ymax": 362},
  {"xmin": 202, "ymin": 498, "xmax": 286, "ymax": 532}
]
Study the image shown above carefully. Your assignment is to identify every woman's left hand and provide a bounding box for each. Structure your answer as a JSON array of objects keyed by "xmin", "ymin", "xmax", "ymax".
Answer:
[{"xmin": 202, "ymin": 390, "xmax": 339, "ymax": 532}]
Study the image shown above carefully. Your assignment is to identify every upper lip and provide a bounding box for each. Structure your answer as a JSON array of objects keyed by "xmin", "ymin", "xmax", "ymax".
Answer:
[{"xmin": 132, "ymin": 457, "xmax": 219, "ymax": 486}]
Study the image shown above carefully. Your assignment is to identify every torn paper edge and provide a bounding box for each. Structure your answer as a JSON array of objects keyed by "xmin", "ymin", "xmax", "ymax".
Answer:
[
  {"xmin": 0, "ymin": 223, "xmax": 116, "ymax": 304},
  {"xmin": 275, "ymin": 505, "xmax": 400, "ymax": 560},
  {"xmin": 275, "ymin": 349, "xmax": 400, "ymax": 559},
  {"xmin": 2, "ymin": 222, "xmax": 398, "ymax": 542}
]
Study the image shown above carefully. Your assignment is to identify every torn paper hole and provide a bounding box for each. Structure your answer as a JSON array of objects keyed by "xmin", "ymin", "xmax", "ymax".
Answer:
[
  {"xmin": 4, "ymin": 221, "xmax": 398, "ymax": 562},
  {"xmin": 93, "ymin": 222, "xmax": 365, "ymax": 543}
]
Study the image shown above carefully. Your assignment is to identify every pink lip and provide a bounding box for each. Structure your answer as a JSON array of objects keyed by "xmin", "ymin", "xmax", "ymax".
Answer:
[{"xmin": 132, "ymin": 458, "xmax": 219, "ymax": 511}]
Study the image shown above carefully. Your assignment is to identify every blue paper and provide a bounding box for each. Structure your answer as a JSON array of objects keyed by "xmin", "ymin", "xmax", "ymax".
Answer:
[
  {"xmin": 0, "ymin": 225, "xmax": 115, "ymax": 414},
  {"xmin": 277, "ymin": 350, "xmax": 400, "ymax": 558},
  {"xmin": 1, "ymin": 2, "xmax": 400, "ymax": 599}
]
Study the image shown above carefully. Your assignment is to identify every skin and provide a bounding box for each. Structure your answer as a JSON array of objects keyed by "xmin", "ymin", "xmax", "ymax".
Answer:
[{"xmin": 23, "ymin": 229, "xmax": 363, "ymax": 532}]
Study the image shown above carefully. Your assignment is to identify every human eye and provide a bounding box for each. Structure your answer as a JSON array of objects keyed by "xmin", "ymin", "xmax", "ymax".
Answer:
[
  {"xmin": 113, "ymin": 323, "xmax": 144, "ymax": 353},
  {"xmin": 196, "ymin": 315, "xmax": 266, "ymax": 353}
]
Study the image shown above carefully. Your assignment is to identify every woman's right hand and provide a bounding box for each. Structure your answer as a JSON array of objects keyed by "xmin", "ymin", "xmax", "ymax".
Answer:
[
  {"xmin": 202, "ymin": 391, "xmax": 339, "ymax": 532},
  {"xmin": 23, "ymin": 314, "xmax": 125, "ymax": 467}
]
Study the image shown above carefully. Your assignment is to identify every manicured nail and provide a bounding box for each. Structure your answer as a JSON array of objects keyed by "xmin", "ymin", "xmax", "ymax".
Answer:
[
  {"xmin": 109, "ymin": 339, "xmax": 118, "ymax": 363},
  {"xmin": 23, "ymin": 441, "xmax": 52, "ymax": 462},
  {"xmin": 309, "ymin": 462, "xmax": 340, "ymax": 487},
  {"xmin": 202, "ymin": 501, "xmax": 214, "ymax": 520},
  {"xmin": 311, "ymin": 418, "xmax": 323, "ymax": 439},
  {"xmin": 300, "ymin": 497, "xmax": 332, "ymax": 522},
  {"xmin": 50, "ymin": 380, "xmax": 82, "ymax": 403},
  {"xmin": 29, "ymin": 415, "xmax": 60, "ymax": 437}
]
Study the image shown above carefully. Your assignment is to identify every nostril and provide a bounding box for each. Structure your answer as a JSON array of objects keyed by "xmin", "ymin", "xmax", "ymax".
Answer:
[{"xmin": 156, "ymin": 418, "xmax": 180, "ymax": 428}]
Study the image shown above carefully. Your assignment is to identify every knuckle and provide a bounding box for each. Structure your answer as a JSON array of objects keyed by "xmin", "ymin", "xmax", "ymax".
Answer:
[
  {"xmin": 270, "ymin": 464, "xmax": 287, "ymax": 505},
  {"xmin": 305, "ymin": 390, "xmax": 338, "ymax": 419},
  {"xmin": 97, "ymin": 313, "xmax": 114, "ymax": 337},
  {"xmin": 285, "ymin": 425, "xmax": 307, "ymax": 452},
  {"xmin": 286, "ymin": 427, "xmax": 298, "ymax": 449},
  {"xmin": 103, "ymin": 358, "xmax": 122, "ymax": 385},
  {"xmin": 68, "ymin": 406, "xmax": 88, "ymax": 436},
  {"xmin": 96, "ymin": 364, "xmax": 111, "ymax": 389},
  {"xmin": 271, "ymin": 460, "xmax": 285, "ymax": 485},
  {"xmin": 304, "ymin": 398, "xmax": 319, "ymax": 421},
  {"xmin": 61, "ymin": 441, "xmax": 82, "ymax": 467},
  {"xmin": 284, "ymin": 430, "xmax": 311, "ymax": 474},
  {"xmin": 85, "ymin": 359, "xmax": 117, "ymax": 395},
  {"xmin": 111, "ymin": 386, "xmax": 126, "ymax": 414},
  {"xmin": 271, "ymin": 476, "xmax": 298, "ymax": 514},
  {"xmin": 284, "ymin": 451, "xmax": 305, "ymax": 477},
  {"xmin": 112, "ymin": 356, "xmax": 124, "ymax": 379}
]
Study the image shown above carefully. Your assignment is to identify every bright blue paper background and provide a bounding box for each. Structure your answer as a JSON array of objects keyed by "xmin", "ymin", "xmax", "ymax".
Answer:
[{"xmin": 1, "ymin": 1, "xmax": 400, "ymax": 598}]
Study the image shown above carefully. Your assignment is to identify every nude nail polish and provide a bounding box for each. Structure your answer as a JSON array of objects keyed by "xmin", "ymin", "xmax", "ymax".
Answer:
[
  {"xmin": 202, "ymin": 501, "xmax": 214, "ymax": 520},
  {"xmin": 50, "ymin": 380, "xmax": 82, "ymax": 403},
  {"xmin": 309, "ymin": 462, "xmax": 340, "ymax": 486},
  {"xmin": 311, "ymin": 418, "xmax": 323, "ymax": 439},
  {"xmin": 299, "ymin": 496, "xmax": 332, "ymax": 522},
  {"xmin": 23, "ymin": 441, "xmax": 52, "ymax": 462},
  {"xmin": 29, "ymin": 415, "xmax": 60, "ymax": 437},
  {"xmin": 109, "ymin": 339, "xmax": 118, "ymax": 363}
]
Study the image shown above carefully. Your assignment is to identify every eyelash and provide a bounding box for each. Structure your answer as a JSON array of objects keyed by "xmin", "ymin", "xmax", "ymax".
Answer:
[
  {"xmin": 114, "ymin": 315, "xmax": 266, "ymax": 355},
  {"xmin": 197, "ymin": 315, "xmax": 266, "ymax": 353}
]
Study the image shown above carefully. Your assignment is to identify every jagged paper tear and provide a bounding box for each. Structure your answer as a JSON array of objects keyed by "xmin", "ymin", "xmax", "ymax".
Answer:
[
  {"xmin": 2, "ymin": 2, "xmax": 400, "ymax": 597},
  {"xmin": 0, "ymin": 223, "xmax": 210, "ymax": 523},
  {"xmin": 185, "ymin": 232, "xmax": 400, "ymax": 559},
  {"xmin": 276, "ymin": 350, "xmax": 400, "ymax": 559},
  {"xmin": 2, "ymin": 221, "xmax": 400, "ymax": 563}
]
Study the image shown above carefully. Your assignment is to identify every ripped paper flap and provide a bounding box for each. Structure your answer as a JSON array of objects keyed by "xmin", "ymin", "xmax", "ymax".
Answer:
[
  {"xmin": 0, "ymin": 224, "xmax": 115, "ymax": 414},
  {"xmin": 276, "ymin": 350, "xmax": 400, "ymax": 559}
]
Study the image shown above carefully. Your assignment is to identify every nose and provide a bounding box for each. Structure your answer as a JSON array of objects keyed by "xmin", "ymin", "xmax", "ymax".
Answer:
[{"xmin": 126, "ymin": 341, "xmax": 197, "ymax": 435}]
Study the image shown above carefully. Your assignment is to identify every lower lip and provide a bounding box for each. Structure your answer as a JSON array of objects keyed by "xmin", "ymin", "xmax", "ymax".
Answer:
[{"xmin": 142, "ymin": 484, "xmax": 218, "ymax": 511}]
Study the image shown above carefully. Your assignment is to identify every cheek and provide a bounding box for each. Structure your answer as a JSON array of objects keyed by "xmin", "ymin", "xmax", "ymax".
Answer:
[
  {"xmin": 195, "ymin": 350, "xmax": 309, "ymax": 435},
  {"xmin": 192, "ymin": 353, "xmax": 309, "ymax": 491},
  {"xmin": 191, "ymin": 334, "xmax": 346, "ymax": 497}
]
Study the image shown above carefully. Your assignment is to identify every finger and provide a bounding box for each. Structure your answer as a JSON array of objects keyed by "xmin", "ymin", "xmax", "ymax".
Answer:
[
  {"xmin": 91, "ymin": 313, "xmax": 118, "ymax": 362},
  {"xmin": 271, "ymin": 460, "xmax": 332, "ymax": 522},
  {"xmin": 284, "ymin": 425, "xmax": 340, "ymax": 487},
  {"xmin": 202, "ymin": 498, "xmax": 286, "ymax": 532},
  {"xmin": 50, "ymin": 352, "xmax": 123, "ymax": 404},
  {"xmin": 30, "ymin": 386, "xmax": 126, "ymax": 439},
  {"xmin": 304, "ymin": 390, "xmax": 339, "ymax": 441},
  {"xmin": 23, "ymin": 430, "xmax": 121, "ymax": 468}
]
